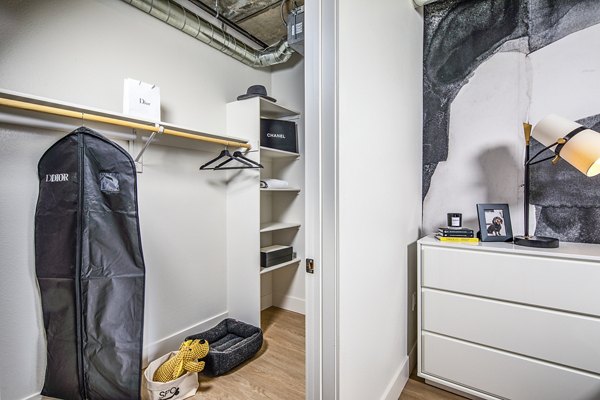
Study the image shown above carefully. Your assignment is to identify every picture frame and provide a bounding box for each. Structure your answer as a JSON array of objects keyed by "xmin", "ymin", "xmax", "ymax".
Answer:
[{"xmin": 476, "ymin": 203, "xmax": 513, "ymax": 242}]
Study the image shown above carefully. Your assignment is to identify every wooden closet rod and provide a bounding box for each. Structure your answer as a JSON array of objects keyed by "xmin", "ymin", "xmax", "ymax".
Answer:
[{"xmin": 0, "ymin": 97, "xmax": 251, "ymax": 149}]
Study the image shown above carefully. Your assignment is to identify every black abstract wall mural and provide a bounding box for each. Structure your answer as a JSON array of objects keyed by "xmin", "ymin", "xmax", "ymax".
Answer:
[
  {"xmin": 422, "ymin": 0, "xmax": 600, "ymax": 242},
  {"xmin": 423, "ymin": 0, "xmax": 527, "ymax": 198}
]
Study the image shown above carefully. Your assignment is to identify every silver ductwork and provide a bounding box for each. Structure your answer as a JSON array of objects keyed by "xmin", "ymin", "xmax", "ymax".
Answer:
[{"xmin": 122, "ymin": 0, "xmax": 293, "ymax": 68}]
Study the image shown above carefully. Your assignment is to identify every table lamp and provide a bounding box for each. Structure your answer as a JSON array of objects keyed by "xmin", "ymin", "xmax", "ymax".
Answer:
[{"xmin": 514, "ymin": 114, "xmax": 600, "ymax": 248}]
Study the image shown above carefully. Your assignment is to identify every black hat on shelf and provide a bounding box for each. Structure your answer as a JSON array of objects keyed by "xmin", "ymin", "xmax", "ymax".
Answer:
[{"xmin": 237, "ymin": 85, "xmax": 276, "ymax": 102}]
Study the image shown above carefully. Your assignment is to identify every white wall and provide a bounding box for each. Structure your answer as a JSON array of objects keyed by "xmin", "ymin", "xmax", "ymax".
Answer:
[
  {"xmin": 337, "ymin": 1, "xmax": 423, "ymax": 399},
  {"xmin": 423, "ymin": 51, "xmax": 528, "ymax": 235},
  {"xmin": 0, "ymin": 0, "xmax": 270, "ymax": 398}
]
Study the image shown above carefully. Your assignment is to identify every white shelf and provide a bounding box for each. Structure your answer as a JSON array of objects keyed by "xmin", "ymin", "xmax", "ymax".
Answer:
[
  {"xmin": 260, "ymin": 221, "xmax": 301, "ymax": 233},
  {"xmin": 260, "ymin": 258, "xmax": 302, "ymax": 274},
  {"xmin": 0, "ymin": 88, "xmax": 248, "ymax": 147},
  {"xmin": 260, "ymin": 187, "xmax": 301, "ymax": 192},
  {"xmin": 259, "ymin": 98, "xmax": 300, "ymax": 119},
  {"xmin": 260, "ymin": 146, "xmax": 300, "ymax": 159}
]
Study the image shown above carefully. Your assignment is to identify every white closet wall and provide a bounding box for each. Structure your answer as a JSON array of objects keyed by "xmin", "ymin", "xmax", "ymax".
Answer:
[
  {"xmin": 337, "ymin": 0, "xmax": 423, "ymax": 399},
  {"xmin": 0, "ymin": 1, "xmax": 270, "ymax": 399}
]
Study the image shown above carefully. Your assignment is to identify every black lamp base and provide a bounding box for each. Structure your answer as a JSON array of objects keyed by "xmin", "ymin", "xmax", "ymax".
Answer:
[{"xmin": 513, "ymin": 235, "xmax": 559, "ymax": 248}]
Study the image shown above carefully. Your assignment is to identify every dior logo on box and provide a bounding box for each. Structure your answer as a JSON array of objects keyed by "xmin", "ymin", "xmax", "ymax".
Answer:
[
  {"xmin": 266, "ymin": 132, "xmax": 286, "ymax": 139},
  {"xmin": 45, "ymin": 173, "xmax": 69, "ymax": 182}
]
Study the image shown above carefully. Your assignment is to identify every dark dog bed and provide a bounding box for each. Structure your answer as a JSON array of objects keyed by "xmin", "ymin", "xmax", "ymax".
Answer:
[{"xmin": 186, "ymin": 318, "xmax": 263, "ymax": 377}]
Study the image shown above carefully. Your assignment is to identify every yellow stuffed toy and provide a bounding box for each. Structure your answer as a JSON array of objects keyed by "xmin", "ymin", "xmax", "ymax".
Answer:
[{"xmin": 153, "ymin": 339, "xmax": 210, "ymax": 382}]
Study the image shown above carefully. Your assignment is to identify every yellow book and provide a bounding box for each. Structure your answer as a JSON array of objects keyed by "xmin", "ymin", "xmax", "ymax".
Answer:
[{"xmin": 435, "ymin": 235, "xmax": 479, "ymax": 244}]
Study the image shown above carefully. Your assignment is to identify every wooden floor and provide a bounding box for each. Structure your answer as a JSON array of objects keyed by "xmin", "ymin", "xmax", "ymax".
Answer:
[
  {"xmin": 38, "ymin": 307, "xmax": 304, "ymax": 400},
  {"xmin": 38, "ymin": 308, "xmax": 467, "ymax": 400},
  {"xmin": 399, "ymin": 372, "xmax": 466, "ymax": 400},
  {"xmin": 193, "ymin": 306, "xmax": 305, "ymax": 400},
  {"xmin": 194, "ymin": 309, "xmax": 464, "ymax": 400}
]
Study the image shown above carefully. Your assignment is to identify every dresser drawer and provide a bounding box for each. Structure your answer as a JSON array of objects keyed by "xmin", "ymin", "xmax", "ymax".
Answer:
[
  {"xmin": 422, "ymin": 289, "xmax": 600, "ymax": 374},
  {"xmin": 421, "ymin": 246, "xmax": 600, "ymax": 316},
  {"xmin": 422, "ymin": 332, "xmax": 600, "ymax": 400}
]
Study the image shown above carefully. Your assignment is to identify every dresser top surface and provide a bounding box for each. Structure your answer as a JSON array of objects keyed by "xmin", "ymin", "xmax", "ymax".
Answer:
[{"xmin": 419, "ymin": 235, "xmax": 600, "ymax": 262}]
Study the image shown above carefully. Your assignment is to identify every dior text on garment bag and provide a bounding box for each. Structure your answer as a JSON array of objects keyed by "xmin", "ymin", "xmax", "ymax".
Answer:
[{"xmin": 35, "ymin": 127, "xmax": 146, "ymax": 400}]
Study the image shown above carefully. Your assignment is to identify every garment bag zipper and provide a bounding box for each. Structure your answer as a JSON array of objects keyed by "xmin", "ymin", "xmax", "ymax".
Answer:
[{"xmin": 75, "ymin": 133, "xmax": 88, "ymax": 399}]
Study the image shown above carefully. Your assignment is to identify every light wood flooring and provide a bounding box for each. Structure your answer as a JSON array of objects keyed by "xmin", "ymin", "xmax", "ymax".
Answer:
[
  {"xmin": 192, "ymin": 306, "xmax": 462, "ymax": 400},
  {"xmin": 399, "ymin": 372, "xmax": 466, "ymax": 400},
  {"xmin": 192, "ymin": 306, "xmax": 305, "ymax": 400},
  {"xmin": 38, "ymin": 307, "xmax": 304, "ymax": 400},
  {"xmin": 38, "ymin": 307, "xmax": 467, "ymax": 400}
]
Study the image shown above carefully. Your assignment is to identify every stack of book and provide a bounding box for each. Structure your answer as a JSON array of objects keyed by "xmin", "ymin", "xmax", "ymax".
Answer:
[{"xmin": 435, "ymin": 227, "xmax": 478, "ymax": 243}]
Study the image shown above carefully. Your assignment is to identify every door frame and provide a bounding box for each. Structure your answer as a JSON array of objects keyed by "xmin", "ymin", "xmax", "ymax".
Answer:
[{"xmin": 305, "ymin": 0, "xmax": 338, "ymax": 398}]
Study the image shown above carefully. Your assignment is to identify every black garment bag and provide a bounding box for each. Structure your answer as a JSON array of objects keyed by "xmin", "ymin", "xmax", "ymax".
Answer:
[{"xmin": 35, "ymin": 127, "xmax": 145, "ymax": 400}]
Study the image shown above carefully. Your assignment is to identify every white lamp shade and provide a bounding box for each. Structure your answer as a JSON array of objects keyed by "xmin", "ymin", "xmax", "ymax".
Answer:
[{"xmin": 532, "ymin": 114, "xmax": 600, "ymax": 177}]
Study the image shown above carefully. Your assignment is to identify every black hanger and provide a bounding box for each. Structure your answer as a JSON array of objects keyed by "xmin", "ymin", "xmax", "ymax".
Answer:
[
  {"xmin": 199, "ymin": 149, "xmax": 263, "ymax": 170},
  {"xmin": 233, "ymin": 151, "xmax": 264, "ymax": 168},
  {"xmin": 199, "ymin": 149, "xmax": 230, "ymax": 169}
]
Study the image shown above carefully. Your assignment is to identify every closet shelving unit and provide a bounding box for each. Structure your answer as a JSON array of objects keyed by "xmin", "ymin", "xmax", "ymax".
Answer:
[
  {"xmin": 260, "ymin": 146, "xmax": 298, "ymax": 158},
  {"xmin": 260, "ymin": 221, "xmax": 302, "ymax": 233},
  {"xmin": 260, "ymin": 188, "xmax": 301, "ymax": 192},
  {"xmin": 259, "ymin": 258, "xmax": 301, "ymax": 275},
  {"xmin": 257, "ymin": 103, "xmax": 302, "ymax": 281},
  {"xmin": 226, "ymin": 96, "xmax": 304, "ymax": 325}
]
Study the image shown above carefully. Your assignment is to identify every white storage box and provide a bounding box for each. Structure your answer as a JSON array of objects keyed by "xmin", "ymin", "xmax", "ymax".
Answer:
[{"xmin": 143, "ymin": 351, "xmax": 199, "ymax": 400}]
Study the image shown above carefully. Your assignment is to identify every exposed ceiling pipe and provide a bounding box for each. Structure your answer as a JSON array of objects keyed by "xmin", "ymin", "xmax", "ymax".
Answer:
[
  {"xmin": 186, "ymin": 0, "xmax": 269, "ymax": 48},
  {"xmin": 122, "ymin": 0, "xmax": 293, "ymax": 68}
]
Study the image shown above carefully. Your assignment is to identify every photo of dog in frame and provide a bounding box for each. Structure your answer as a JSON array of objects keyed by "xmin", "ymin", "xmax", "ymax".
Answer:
[{"xmin": 477, "ymin": 203, "xmax": 513, "ymax": 242}]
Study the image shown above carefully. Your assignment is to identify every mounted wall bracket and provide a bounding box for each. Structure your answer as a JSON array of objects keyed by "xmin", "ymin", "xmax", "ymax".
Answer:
[{"xmin": 134, "ymin": 124, "xmax": 164, "ymax": 163}]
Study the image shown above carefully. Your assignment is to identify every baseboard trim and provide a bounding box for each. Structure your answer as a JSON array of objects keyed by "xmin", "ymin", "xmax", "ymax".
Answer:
[
  {"xmin": 273, "ymin": 293, "xmax": 305, "ymax": 314},
  {"xmin": 261, "ymin": 293, "xmax": 273, "ymax": 310},
  {"xmin": 381, "ymin": 355, "xmax": 410, "ymax": 400},
  {"xmin": 23, "ymin": 393, "xmax": 42, "ymax": 400},
  {"xmin": 143, "ymin": 312, "xmax": 227, "ymax": 367}
]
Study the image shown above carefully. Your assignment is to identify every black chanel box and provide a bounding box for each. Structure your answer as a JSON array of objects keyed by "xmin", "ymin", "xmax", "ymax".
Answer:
[
  {"xmin": 260, "ymin": 119, "xmax": 297, "ymax": 153},
  {"xmin": 260, "ymin": 245, "xmax": 293, "ymax": 267}
]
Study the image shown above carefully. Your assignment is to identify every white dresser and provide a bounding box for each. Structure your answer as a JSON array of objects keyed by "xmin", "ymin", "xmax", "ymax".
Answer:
[{"xmin": 417, "ymin": 236, "xmax": 600, "ymax": 400}]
